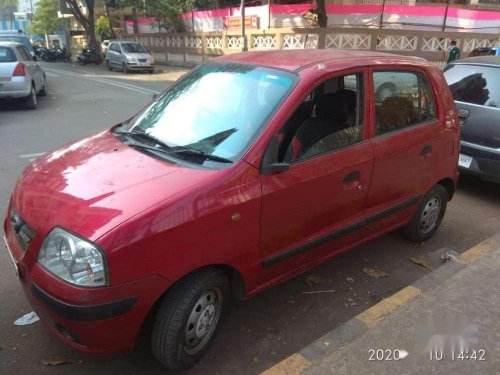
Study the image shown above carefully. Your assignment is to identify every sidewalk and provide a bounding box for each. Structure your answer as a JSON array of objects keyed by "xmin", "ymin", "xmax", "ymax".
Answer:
[{"xmin": 262, "ymin": 234, "xmax": 500, "ymax": 375}]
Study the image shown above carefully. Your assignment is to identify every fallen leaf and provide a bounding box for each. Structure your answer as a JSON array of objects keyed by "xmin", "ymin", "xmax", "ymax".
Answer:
[
  {"xmin": 363, "ymin": 267, "xmax": 389, "ymax": 278},
  {"xmin": 42, "ymin": 357, "xmax": 74, "ymax": 366},
  {"xmin": 304, "ymin": 275, "xmax": 323, "ymax": 285},
  {"xmin": 409, "ymin": 256, "xmax": 432, "ymax": 270}
]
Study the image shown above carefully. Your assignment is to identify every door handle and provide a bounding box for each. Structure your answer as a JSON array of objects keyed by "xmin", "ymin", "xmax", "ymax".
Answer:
[
  {"xmin": 420, "ymin": 145, "xmax": 432, "ymax": 160},
  {"xmin": 343, "ymin": 171, "xmax": 362, "ymax": 190}
]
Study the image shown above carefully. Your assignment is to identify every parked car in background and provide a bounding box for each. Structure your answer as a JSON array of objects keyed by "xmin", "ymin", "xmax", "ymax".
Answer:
[
  {"xmin": 468, "ymin": 47, "xmax": 499, "ymax": 58},
  {"xmin": 101, "ymin": 39, "xmax": 110, "ymax": 55},
  {"xmin": 4, "ymin": 50, "xmax": 459, "ymax": 371},
  {"xmin": 0, "ymin": 42, "xmax": 46, "ymax": 109},
  {"xmin": 444, "ymin": 56, "xmax": 500, "ymax": 183},
  {"xmin": 105, "ymin": 41, "xmax": 154, "ymax": 73},
  {"xmin": 0, "ymin": 30, "xmax": 35, "ymax": 57}
]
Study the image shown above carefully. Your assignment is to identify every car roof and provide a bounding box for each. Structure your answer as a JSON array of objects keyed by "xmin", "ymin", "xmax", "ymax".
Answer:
[
  {"xmin": 452, "ymin": 56, "xmax": 500, "ymax": 67},
  {"xmin": 216, "ymin": 49, "xmax": 428, "ymax": 72}
]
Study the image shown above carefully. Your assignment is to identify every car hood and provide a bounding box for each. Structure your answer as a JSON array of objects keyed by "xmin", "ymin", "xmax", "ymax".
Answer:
[{"xmin": 12, "ymin": 130, "xmax": 218, "ymax": 241}]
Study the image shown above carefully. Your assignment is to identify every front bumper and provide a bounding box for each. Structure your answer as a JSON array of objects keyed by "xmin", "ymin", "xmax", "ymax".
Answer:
[
  {"xmin": 460, "ymin": 141, "xmax": 500, "ymax": 183},
  {"xmin": 3, "ymin": 217, "xmax": 171, "ymax": 354},
  {"xmin": 126, "ymin": 63, "xmax": 154, "ymax": 71}
]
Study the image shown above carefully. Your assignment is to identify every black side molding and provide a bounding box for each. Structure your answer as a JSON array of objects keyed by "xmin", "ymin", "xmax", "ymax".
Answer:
[
  {"xmin": 262, "ymin": 195, "xmax": 422, "ymax": 267},
  {"xmin": 31, "ymin": 283, "xmax": 137, "ymax": 322}
]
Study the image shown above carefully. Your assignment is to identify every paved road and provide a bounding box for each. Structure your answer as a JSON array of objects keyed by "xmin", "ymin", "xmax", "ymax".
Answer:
[{"xmin": 1, "ymin": 62, "xmax": 499, "ymax": 375}]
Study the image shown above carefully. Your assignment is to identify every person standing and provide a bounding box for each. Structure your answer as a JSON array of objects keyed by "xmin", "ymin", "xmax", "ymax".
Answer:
[{"xmin": 447, "ymin": 40, "xmax": 461, "ymax": 63}]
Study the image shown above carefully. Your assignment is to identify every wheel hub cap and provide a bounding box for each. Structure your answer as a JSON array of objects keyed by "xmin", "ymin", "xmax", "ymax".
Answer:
[
  {"xmin": 420, "ymin": 197, "xmax": 441, "ymax": 233},
  {"xmin": 183, "ymin": 289, "xmax": 222, "ymax": 355}
]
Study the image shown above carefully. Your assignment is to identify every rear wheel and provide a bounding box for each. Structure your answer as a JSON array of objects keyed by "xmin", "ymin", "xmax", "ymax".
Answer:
[
  {"xmin": 403, "ymin": 185, "xmax": 448, "ymax": 242},
  {"xmin": 151, "ymin": 268, "xmax": 229, "ymax": 371},
  {"xmin": 25, "ymin": 84, "xmax": 37, "ymax": 109}
]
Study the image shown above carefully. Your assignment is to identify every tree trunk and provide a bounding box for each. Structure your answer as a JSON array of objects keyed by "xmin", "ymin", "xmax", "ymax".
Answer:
[
  {"xmin": 104, "ymin": 3, "xmax": 117, "ymax": 39},
  {"xmin": 316, "ymin": 0, "xmax": 327, "ymax": 28},
  {"xmin": 132, "ymin": 6, "xmax": 139, "ymax": 34}
]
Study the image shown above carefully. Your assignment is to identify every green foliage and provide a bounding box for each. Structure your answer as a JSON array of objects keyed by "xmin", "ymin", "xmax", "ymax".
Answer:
[
  {"xmin": 95, "ymin": 15, "xmax": 114, "ymax": 40},
  {"xmin": 0, "ymin": 0, "xmax": 18, "ymax": 8},
  {"xmin": 28, "ymin": 0, "xmax": 62, "ymax": 37}
]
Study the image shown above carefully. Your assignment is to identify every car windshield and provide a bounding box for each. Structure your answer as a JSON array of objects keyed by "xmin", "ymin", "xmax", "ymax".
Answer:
[
  {"xmin": 123, "ymin": 62, "xmax": 297, "ymax": 165},
  {"xmin": 0, "ymin": 35, "xmax": 33, "ymax": 53},
  {"xmin": 121, "ymin": 43, "xmax": 146, "ymax": 53}
]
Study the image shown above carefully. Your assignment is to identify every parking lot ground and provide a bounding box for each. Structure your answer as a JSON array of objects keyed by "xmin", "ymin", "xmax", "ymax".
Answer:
[
  {"xmin": 1, "ymin": 62, "xmax": 500, "ymax": 375},
  {"xmin": 264, "ymin": 233, "xmax": 500, "ymax": 375}
]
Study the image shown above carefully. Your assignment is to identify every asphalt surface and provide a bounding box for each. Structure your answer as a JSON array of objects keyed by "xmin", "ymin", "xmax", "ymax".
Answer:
[{"xmin": 1, "ymin": 62, "xmax": 499, "ymax": 375}]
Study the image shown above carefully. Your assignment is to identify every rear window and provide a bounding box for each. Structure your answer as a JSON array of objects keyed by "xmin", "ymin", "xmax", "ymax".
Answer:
[
  {"xmin": 0, "ymin": 46, "xmax": 17, "ymax": 62},
  {"xmin": 444, "ymin": 64, "xmax": 500, "ymax": 108}
]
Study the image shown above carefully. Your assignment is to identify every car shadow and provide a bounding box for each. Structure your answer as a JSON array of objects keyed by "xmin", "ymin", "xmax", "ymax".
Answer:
[
  {"xmin": 0, "ymin": 97, "xmax": 46, "ymax": 112},
  {"xmin": 457, "ymin": 174, "xmax": 500, "ymax": 204}
]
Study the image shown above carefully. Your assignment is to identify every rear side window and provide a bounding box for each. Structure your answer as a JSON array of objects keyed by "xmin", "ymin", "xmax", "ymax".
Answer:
[
  {"xmin": 16, "ymin": 46, "xmax": 32, "ymax": 61},
  {"xmin": 373, "ymin": 71, "xmax": 436, "ymax": 136},
  {"xmin": 0, "ymin": 47, "xmax": 17, "ymax": 62},
  {"xmin": 443, "ymin": 64, "xmax": 500, "ymax": 108}
]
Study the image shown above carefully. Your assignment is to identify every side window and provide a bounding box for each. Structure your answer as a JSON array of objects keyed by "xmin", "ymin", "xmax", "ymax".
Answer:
[
  {"xmin": 444, "ymin": 64, "xmax": 500, "ymax": 108},
  {"xmin": 373, "ymin": 71, "xmax": 436, "ymax": 136},
  {"xmin": 109, "ymin": 43, "xmax": 117, "ymax": 52},
  {"xmin": 279, "ymin": 73, "xmax": 364, "ymax": 162}
]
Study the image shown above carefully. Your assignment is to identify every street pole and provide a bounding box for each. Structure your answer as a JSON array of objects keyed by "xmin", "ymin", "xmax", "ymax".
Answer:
[
  {"xmin": 241, "ymin": 0, "xmax": 247, "ymax": 51},
  {"xmin": 442, "ymin": 0, "xmax": 450, "ymax": 32}
]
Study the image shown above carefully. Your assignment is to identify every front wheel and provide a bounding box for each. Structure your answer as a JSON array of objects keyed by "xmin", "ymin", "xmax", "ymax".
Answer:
[
  {"xmin": 151, "ymin": 268, "xmax": 229, "ymax": 371},
  {"xmin": 122, "ymin": 63, "xmax": 129, "ymax": 74},
  {"xmin": 403, "ymin": 185, "xmax": 448, "ymax": 242}
]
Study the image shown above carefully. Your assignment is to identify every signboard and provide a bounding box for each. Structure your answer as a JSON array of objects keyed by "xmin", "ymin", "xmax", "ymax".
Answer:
[{"xmin": 223, "ymin": 16, "xmax": 259, "ymax": 30}]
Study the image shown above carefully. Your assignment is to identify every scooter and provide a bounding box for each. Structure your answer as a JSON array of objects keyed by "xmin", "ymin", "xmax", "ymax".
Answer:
[
  {"xmin": 77, "ymin": 48, "xmax": 102, "ymax": 65},
  {"xmin": 40, "ymin": 47, "xmax": 70, "ymax": 62}
]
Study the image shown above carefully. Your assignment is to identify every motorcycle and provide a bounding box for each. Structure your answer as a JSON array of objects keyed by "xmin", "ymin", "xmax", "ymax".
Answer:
[
  {"xmin": 77, "ymin": 48, "xmax": 102, "ymax": 65},
  {"xmin": 40, "ymin": 47, "xmax": 70, "ymax": 62}
]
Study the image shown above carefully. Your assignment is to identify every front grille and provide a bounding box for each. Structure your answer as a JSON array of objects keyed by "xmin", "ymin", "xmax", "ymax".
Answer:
[
  {"xmin": 10, "ymin": 207, "xmax": 35, "ymax": 250},
  {"xmin": 138, "ymin": 59, "xmax": 147, "ymax": 63}
]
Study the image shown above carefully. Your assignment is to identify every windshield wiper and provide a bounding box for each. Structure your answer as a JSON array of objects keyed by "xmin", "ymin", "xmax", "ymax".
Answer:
[
  {"xmin": 114, "ymin": 129, "xmax": 172, "ymax": 150},
  {"xmin": 168, "ymin": 147, "xmax": 233, "ymax": 164}
]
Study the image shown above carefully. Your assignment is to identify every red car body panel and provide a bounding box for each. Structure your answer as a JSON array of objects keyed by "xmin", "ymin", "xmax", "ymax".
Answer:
[{"xmin": 3, "ymin": 50, "xmax": 459, "ymax": 355}]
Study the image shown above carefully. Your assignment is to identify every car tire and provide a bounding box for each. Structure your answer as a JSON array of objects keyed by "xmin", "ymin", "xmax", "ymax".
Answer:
[
  {"xmin": 25, "ymin": 84, "xmax": 37, "ymax": 109},
  {"xmin": 148, "ymin": 69, "xmax": 154, "ymax": 74},
  {"xmin": 122, "ymin": 63, "xmax": 129, "ymax": 74},
  {"xmin": 151, "ymin": 268, "xmax": 229, "ymax": 371},
  {"xmin": 376, "ymin": 82, "xmax": 396, "ymax": 102},
  {"xmin": 38, "ymin": 76, "xmax": 47, "ymax": 97},
  {"xmin": 106, "ymin": 60, "xmax": 112, "ymax": 71},
  {"xmin": 403, "ymin": 185, "xmax": 448, "ymax": 243}
]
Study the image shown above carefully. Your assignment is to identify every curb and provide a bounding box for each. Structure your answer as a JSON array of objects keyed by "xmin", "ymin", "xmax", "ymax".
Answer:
[{"xmin": 261, "ymin": 234, "xmax": 500, "ymax": 375}]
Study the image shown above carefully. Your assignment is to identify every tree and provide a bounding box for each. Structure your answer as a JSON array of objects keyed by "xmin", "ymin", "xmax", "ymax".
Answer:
[
  {"xmin": 95, "ymin": 15, "xmax": 114, "ymax": 39},
  {"xmin": 1, "ymin": 0, "xmax": 18, "ymax": 29},
  {"xmin": 28, "ymin": 0, "xmax": 62, "ymax": 37},
  {"xmin": 64, "ymin": 0, "xmax": 100, "ymax": 53}
]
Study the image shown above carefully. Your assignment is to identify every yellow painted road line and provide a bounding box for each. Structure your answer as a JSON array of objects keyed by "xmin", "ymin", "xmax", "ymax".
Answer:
[
  {"xmin": 261, "ymin": 353, "xmax": 311, "ymax": 375},
  {"xmin": 357, "ymin": 286, "xmax": 421, "ymax": 328}
]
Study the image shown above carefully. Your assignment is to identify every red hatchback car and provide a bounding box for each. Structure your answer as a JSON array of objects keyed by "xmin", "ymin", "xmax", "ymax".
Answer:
[{"xmin": 4, "ymin": 50, "xmax": 459, "ymax": 370}]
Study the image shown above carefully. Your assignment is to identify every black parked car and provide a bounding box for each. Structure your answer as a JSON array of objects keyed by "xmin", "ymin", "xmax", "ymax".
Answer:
[{"xmin": 443, "ymin": 56, "xmax": 500, "ymax": 183}]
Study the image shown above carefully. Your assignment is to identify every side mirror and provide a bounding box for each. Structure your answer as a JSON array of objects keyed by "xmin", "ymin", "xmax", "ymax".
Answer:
[{"xmin": 260, "ymin": 134, "xmax": 289, "ymax": 175}]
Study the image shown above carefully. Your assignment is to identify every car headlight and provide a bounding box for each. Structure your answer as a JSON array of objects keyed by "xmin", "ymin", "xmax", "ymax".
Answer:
[
  {"xmin": 127, "ymin": 56, "xmax": 137, "ymax": 63},
  {"xmin": 38, "ymin": 228, "xmax": 107, "ymax": 287}
]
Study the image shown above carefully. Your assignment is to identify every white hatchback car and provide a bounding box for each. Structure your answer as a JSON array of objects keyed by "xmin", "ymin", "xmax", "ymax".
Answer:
[{"xmin": 0, "ymin": 42, "xmax": 46, "ymax": 109}]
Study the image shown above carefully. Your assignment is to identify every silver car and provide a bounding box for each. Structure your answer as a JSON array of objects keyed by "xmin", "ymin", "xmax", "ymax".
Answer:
[
  {"xmin": 105, "ymin": 41, "xmax": 155, "ymax": 74},
  {"xmin": 0, "ymin": 42, "xmax": 46, "ymax": 109}
]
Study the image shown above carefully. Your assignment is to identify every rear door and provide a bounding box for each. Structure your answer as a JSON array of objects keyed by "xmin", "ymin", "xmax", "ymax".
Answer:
[
  {"xmin": 364, "ymin": 68, "xmax": 441, "ymax": 233},
  {"xmin": 443, "ymin": 63, "xmax": 500, "ymax": 164}
]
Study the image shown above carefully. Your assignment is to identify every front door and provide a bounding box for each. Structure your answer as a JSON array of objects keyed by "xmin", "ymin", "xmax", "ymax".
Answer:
[{"xmin": 259, "ymin": 71, "xmax": 374, "ymax": 284}]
